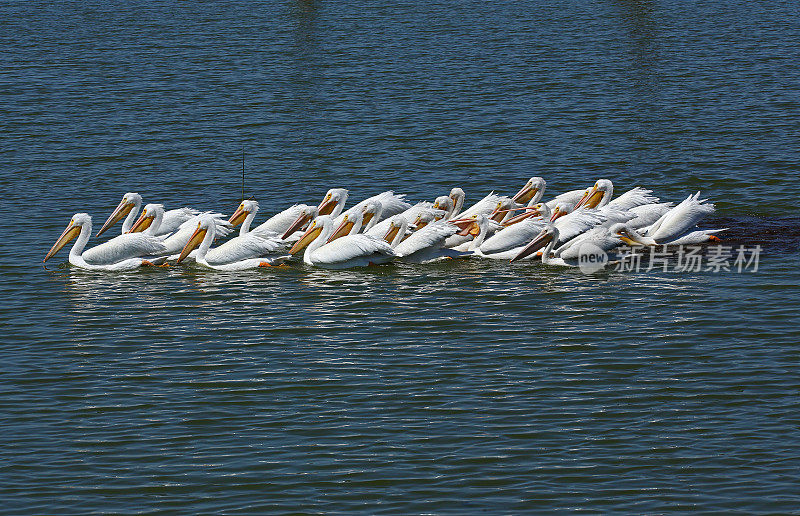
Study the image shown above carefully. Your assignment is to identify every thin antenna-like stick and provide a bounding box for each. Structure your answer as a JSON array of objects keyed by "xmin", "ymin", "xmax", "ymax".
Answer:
[{"xmin": 241, "ymin": 146, "xmax": 245, "ymax": 202}]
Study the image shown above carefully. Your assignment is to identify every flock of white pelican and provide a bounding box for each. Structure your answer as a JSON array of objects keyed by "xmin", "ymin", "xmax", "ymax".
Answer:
[{"xmin": 44, "ymin": 178, "xmax": 724, "ymax": 271}]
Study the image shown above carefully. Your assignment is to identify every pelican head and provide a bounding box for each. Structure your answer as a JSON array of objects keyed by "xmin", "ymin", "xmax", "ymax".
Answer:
[
  {"xmin": 316, "ymin": 188, "xmax": 348, "ymax": 216},
  {"xmin": 511, "ymin": 225, "xmax": 559, "ymax": 263},
  {"xmin": 489, "ymin": 198, "xmax": 517, "ymax": 222},
  {"xmin": 412, "ymin": 211, "xmax": 437, "ymax": 230},
  {"xmin": 282, "ymin": 206, "xmax": 318, "ymax": 240},
  {"xmin": 289, "ymin": 215, "xmax": 331, "ymax": 254},
  {"xmin": 361, "ymin": 200, "xmax": 383, "ymax": 229},
  {"xmin": 97, "ymin": 192, "xmax": 142, "ymax": 237},
  {"xmin": 450, "ymin": 214, "xmax": 484, "ymax": 237},
  {"xmin": 549, "ymin": 202, "xmax": 572, "ymax": 222},
  {"xmin": 609, "ymin": 223, "xmax": 652, "ymax": 246},
  {"xmin": 501, "ymin": 202, "xmax": 550, "ymax": 226},
  {"xmin": 383, "ymin": 215, "xmax": 406, "ymax": 245},
  {"xmin": 229, "ymin": 199, "xmax": 259, "ymax": 227},
  {"xmin": 574, "ymin": 179, "xmax": 613, "ymax": 210},
  {"xmin": 129, "ymin": 203, "xmax": 163, "ymax": 233},
  {"xmin": 512, "ymin": 176, "xmax": 546, "ymax": 204},
  {"xmin": 45, "ymin": 213, "xmax": 91, "ymax": 262},
  {"xmin": 327, "ymin": 211, "xmax": 363, "ymax": 243},
  {"xmin": 177, "ymin": 215, "xmax": 216, "ymax": 263},
  {"xmin": 432, "ymin": 196, "xmax": 453, "ymax": 218},
  {"xmin": 449, "ymin": 187, "xmax": 465, "ymax": 211}
]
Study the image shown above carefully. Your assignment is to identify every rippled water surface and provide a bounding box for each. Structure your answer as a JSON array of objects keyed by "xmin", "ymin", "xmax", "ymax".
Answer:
[{"xmin": 2, "ymin": 1, "xmax": 800, "ymax": 513}]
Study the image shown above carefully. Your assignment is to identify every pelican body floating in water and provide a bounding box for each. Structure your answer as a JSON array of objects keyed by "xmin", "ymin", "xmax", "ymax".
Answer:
[{"xmin": 45, "ymin": 213, "xmax": 166, "ymax": 270}]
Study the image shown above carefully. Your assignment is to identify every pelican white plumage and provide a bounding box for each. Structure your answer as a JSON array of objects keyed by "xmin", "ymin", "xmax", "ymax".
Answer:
[
  {"xmin": 627, "ymin": 202, "xmax": 675, "ymax": 229},
  {"xmin": 545, "ymin": 189, "xmax": 587, "ymax": 211},
  {"xmin": 474, "ymin": 209, "xmax": 550, "ymax": 259},
  {"xmin": 96, "ymin": 192, "xmax": 198, "ymax": 237},
  {"xmin": 288, "ymin": 215, "xmax": 395, "ymax": 268},
  {"xmin": 44, "ymin": 213, "xmax": 166, "ymax": 270},
  {"xmin": 176, "ymin": 215, "xmax": 287, "ymax": 270},
  {"xmin": 573, "ymin": 179, "xmax": 659, "ymax": 212},
  {"xmin": 383, "ymin": 216, "xmax": 465, "ymax": 263},
  {"xmin": 367, "ymin": 202, "xmax": 446, "ymax": 238},
  {"xmin": 442, "ymin": 214, "xmax": 504, "ymax": 251},
  {"xmin": 644, "ymin": 192, "xmax": 720, "ymax": 243},
  {"xmin": 511, "ymin": 223, "xmax": 649, "ymax": 266},
  {"xmin": 333, "ymin": 191, "xmax": 410, "ymax": 226},
  {"xmin": 454, "ymin": 192, "xmax": 514, "ymax": 220},
  {"xmin": 432, "ymin": 196, "xmax": 457, "ymax": 219},
  {"xmin": 227, "ymin": 200, "xmax": 314, "ymax": 239},
  {"xmin": 128, "ymin": 203, "xmax": 233, "ymax": 257}
]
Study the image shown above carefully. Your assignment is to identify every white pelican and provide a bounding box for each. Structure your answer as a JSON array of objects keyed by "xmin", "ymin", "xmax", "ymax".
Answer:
[
  {"xmin": 554, "ymin": 223, "xmax": 652, "ymax": 260},
  {"xmin": 432, "ymin": 196, "xmax": 456, "ymax": 219},
  {"xmin": 45, "ymin": 213, "xmax": 166, "ymax": 270},
  {"xmin": 128, "ymin": 203, "xmax": 233, "ymax": 257},
  {"xmin": 96, "ymin": 192, "xmax": 198, "ymax": 237},
  {"xmin": 333, "ymin": 191, "xmax": 410, "ymax": 226},
  {"xmin": 644, "ymin": 192, "xmax": 722, "ymax": 243},
  {"xmin": 382, "ymin": 216, "xmax": 465, "ymax": 263},
  {"xmin": 288, "ymin": 215, "xmax": 395, "ymax": 268},
  {"xmin": 325, "ymin": 209, "xmax": 369, "ymax": 243},
  {"xmin": 281, "ymin": 205, "xmax": 319, "ymax": 241},
  {"xmin": 627, "ymin": 202, "xmax": 675, "ymax": 229},
  {"xmin": 448, "ymin": 188, "xmax": 466, "ymax": 218},
  {"xmin": 316, "ymin": 188, "xmax": 349, "ymax": 218},
  {"xmin": 512, "ymin": 176, "xmax": 547, "ymax": 205},
  {"xmin": 511, "ymin": 223, "xmax": 650, "ymax": 266},
  {"xmin": 573, "ymin": 180, "xmax": 659, "ymax": 211},
  {"xmin": 367, "ymin": 202, "xmax": 446, "ymax": 238},
  {"xmin": 177, "ymin": 215, "xmax": 286, "ymax": 270},
  {"xmin": 473, "ymin": 208, "xmax": 550, "ymax": 259},
  {"xmin": 454, "ymin": 192, "xmax": 514, "ymax": 220},
  {"xmin": 545, "ymin": 188, "xmax": 587, "ymax": 210},
  {"xmin": 228, "ymin": 200, "xmax": 314, "ymax": 239},
  {"xmin": 443, "ymin": 214, "xmax": 504, "ymax": 251}
]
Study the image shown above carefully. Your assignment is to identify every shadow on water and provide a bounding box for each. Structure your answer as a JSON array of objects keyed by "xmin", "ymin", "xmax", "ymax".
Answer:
[{"xmin": 709, "ymin": 216, "xmax": 800, "ymax": 254}]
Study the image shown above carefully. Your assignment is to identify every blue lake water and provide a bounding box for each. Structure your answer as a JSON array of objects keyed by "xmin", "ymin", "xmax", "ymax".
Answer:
[{"xmin": 2, "ymin": 1, "xmax": 799, "ymax": 512}]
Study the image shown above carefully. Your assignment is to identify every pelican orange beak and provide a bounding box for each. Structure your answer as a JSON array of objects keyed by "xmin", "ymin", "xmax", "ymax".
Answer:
[
  {"xmin": 177, "ymin": 224, "xmax": 207, "ymax": 263},
  {"xmin": 362, "ymin": 211, "xmax": 375, "ymax": 227},
  {"xmin": 449, "ymin": 192, "xmax": 460, "ymax": 207},
  {"xmin": 511, "ymin": 229, "xmax": 553, "ymax": 263},
  {"xmin": 549, "ymin": 207, "xmax": 568, "ymax": 222},
  {"xmin": 289, "ymin": 222, "xmax": 322, "ymax": 254},
  {"xmin": 317, "ymin": 194, "xmax": 337, "ymax": 216},
  {"xmin": 617, "ymin": 229, "xmax": 649, "ymax": 247},
  {"xmin": 282, "ymin": 212, "xmax": 313, "ymax": 239},
  {"xmin": 383, "ymin": 224, "xmax": 401, "ymax": 244},
  {"xmin": 44, "ymin": 220, "xmax": 81, "ymax": 262},
  {"xmin": 129, "ymin": 211, "xmax": 154, "ymax": 233},
  {"xmin": 512, "ymin": 184, "xmax": 539, "ymax": 204},
  {"xmin": 574, "ymin": 185, "xmax": 603, "ymax": 210},
  {"xmin": 489, "ymin": 203, "xmax": 506, "ymax": 223},
  {"xmin": 228, "ymin": 204, "xmax": 250, "ymax": 227},
  {"xmin": 500, "ymin": 206, "xmax": 542, "ymax": 226},
  {"xmin": 450, "ymin": 218, "xmax": 480, "ymax": 237},
  {"xmin": 449, "ymin": 218, "xmax": 473, "ymax": 234},
  {"xmin": 413, "ymin": 215, "xmax": 430, "ymax": 229},
  {"xmin": 97, "ymin": 198, "xmax": 134, "ymax": 237},
  {"xmin": 327, "ymin": 216, "xmax": 353, "ymax": 243}
]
